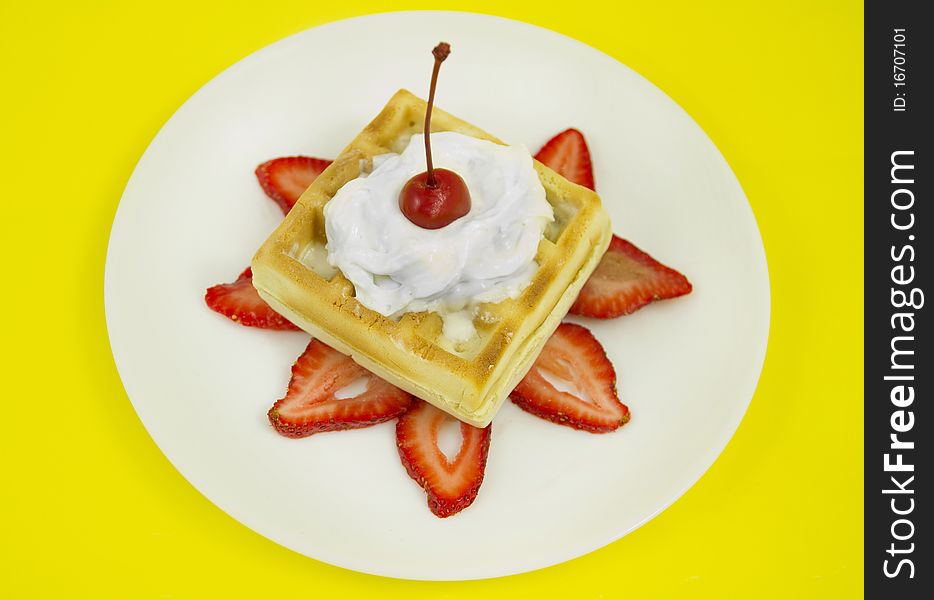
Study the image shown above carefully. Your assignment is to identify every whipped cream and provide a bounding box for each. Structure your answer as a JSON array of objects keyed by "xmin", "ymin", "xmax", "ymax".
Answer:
[{"xmin": 324, "ymin": 132, "xmax": 553, "ymax": 324}]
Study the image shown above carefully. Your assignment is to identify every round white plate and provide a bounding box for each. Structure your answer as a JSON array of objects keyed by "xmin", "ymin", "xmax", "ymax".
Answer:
[{"xmin": 105, "ymin": 11, "xmax": 769, "ymax": 581}]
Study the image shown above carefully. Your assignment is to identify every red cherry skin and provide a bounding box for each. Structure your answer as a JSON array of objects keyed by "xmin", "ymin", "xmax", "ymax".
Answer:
[{"xmin": 399, "ymin": 168, "xmax": 471, "ymax": 229}]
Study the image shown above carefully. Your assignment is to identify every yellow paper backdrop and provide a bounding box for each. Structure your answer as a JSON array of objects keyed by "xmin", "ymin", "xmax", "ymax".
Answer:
[{"xmin": 0, "ymin": 1, "xmax": 862, "ymax": 597}]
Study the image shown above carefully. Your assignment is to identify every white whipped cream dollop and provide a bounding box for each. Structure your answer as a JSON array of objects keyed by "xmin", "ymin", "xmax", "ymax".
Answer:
[{"xmin": 324, "ymin": 131, "xmax": 553, "ymax": 320}]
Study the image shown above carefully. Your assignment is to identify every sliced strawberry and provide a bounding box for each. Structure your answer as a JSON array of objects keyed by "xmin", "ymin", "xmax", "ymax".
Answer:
[
  {"xmin": 255, "ymin": 156, "xmax": 333, "ymax": 215},
  {"xmin": 268, "ymin": 340, "xmax": 413, "ymax": 437},
  {"xmin": 205, "ymin": 267, "xmax": 299, "ymax": 331},
  {"xmin": 512, "ymin": 323, "xmax": 629, "ymax": 433},
  {"xmin": 396, "ymin": 400, "xmax": 491, "ymax": 518},
  {"xmin": 570, "ymin": 235, "xmax": 692, "ymax": 319},
  {"xmin": 533, "ymin": 128, "xmax": 595, "ymax": 190}
]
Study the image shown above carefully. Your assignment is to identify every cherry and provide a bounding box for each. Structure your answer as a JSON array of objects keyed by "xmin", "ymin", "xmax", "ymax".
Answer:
[
  {"xmin": 399, "ymin": 168, "xmax": 471, "ymax": 229},
  {"xmin": 399, "ymin": 42, "xmax": 471, "ymax": 229}
]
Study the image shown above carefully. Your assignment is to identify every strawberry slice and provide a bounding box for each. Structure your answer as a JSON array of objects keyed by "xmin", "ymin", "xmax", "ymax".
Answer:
[
  {"xmin": 511, "ymin": 323, "xmax": 629, "ymax": 433},
  {"xmin": 533, "ymin": 128, "xmax": 595, "ymax": 190},
  {"xmin": 268, "ymin": 340, "xmax": 413, "ymax": 437},
  {"xmin": 255, "ymin": 156, "xmax": 333, "ymax": 215},
  {"xmin": 570, "ymin": 235, "xmax": 692, "ymax": 319},
  {"xmin": 205, "ymin": 267, "xmax": 299, "ymax": 331},
  {"xmin": 396, "ymin": 400, "xmax": 491, "ymax": 518}
]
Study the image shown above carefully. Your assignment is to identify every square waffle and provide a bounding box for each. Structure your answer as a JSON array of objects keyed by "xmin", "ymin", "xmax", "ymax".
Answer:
[{"xmin": 251, "ymin": 89, "xmax": 611, "ymax": 427}]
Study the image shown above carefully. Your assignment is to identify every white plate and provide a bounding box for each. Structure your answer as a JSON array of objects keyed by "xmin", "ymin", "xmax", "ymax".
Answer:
[{"xmin": 105, "ymin": 11, "xmax": 769, "ymax": 581}]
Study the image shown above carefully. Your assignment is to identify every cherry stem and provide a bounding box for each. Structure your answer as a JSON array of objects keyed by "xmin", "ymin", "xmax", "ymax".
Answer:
[{"xmin": 424, "ymin": 42, "xmax": 450, "ymax": 188}]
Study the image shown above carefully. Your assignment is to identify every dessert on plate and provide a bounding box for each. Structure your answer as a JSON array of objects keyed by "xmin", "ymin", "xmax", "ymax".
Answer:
[{"xmin": 206, "ymin": 42, "xmax": 691, "ymax": 517}]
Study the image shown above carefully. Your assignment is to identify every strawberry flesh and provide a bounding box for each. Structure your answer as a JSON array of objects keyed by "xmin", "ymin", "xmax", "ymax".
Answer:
[
  {"xmin": 268, "ymin": 340, "xmax": 413, "ymax": 437},
  {"xmin": 396, "ymin": 400, "xmax": 491, "ymax": 518},
  {"xmin": 512, "ymin": 323, "xmax": 629, "ymax": 433},
  {"xmin": 255, "ymin": 156, "xmax": 333, "ymax": 215},
  {"xmin": 205, "ymin": 267, "xmax": 299, "ymax": 330},
  {"xmin": 571, "ymin": 235, "xmax": 692, "ymax": 319},
  {"xmin": 533, "ymin": 128, "xmax": 595, "ymax": 190}
]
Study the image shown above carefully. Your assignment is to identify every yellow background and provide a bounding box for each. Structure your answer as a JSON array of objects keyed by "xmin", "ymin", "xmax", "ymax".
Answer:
[{"xmin": 0, "ymin": 1, "xmax": 862, "ymax": 597}]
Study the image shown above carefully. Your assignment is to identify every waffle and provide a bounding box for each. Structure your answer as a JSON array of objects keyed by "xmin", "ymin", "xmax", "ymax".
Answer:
[{"xmin": 251, "ymin": 89, "xmax": 611, "ymax": 427}]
